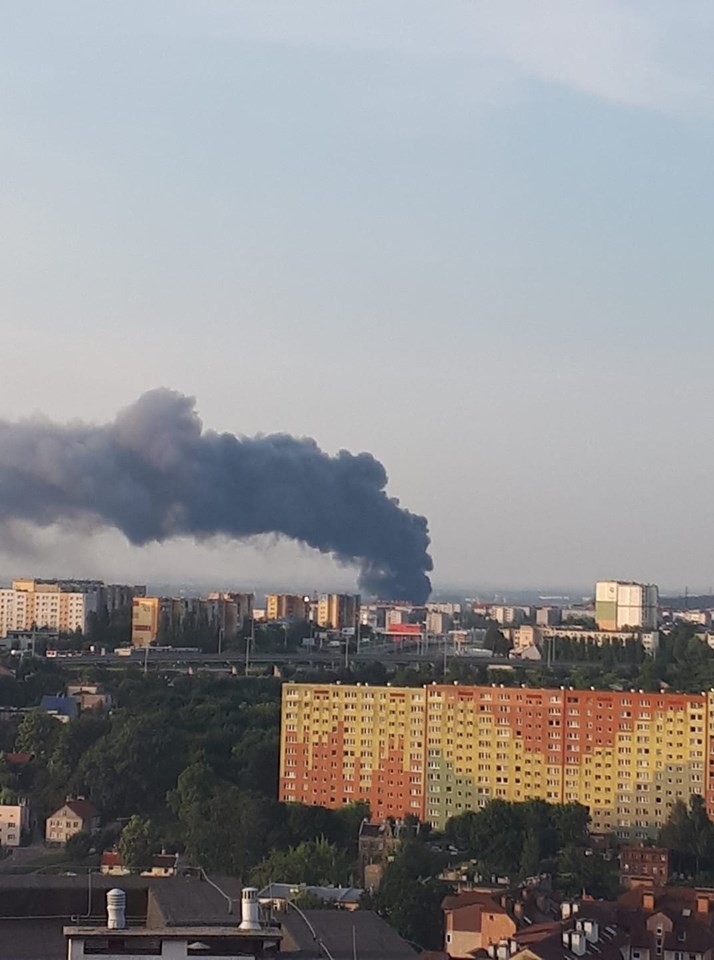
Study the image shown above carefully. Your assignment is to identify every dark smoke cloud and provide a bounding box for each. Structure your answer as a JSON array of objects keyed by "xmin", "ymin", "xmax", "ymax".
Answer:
[{"xmin": 0, "ymin": 390, "xmax": 432, "ymax": 602}]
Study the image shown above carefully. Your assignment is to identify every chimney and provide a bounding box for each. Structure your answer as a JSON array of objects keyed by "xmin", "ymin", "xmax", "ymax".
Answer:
[
  {"xmin": 697, "ymin": 896, "xmax": 710, "ymax": 915},
  {"xmin": 643, "ymin": 892, "xmax": 655, "ymax": 911},
  {"xmin": 239, "ymin": 887, "xmax": 261, "ymax": 931},
  {"xmin": 569, "ymin": 931, "xmax": 587, "ymax": 957},
  {"xmin": 106, "ymin": 889, "xmax": 126, "ymax": 930}
]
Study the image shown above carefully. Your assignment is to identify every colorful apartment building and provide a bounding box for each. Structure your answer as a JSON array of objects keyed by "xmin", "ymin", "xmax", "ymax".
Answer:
[{"xmin": 279, "ymin": 682, "xmax": 713, "ymax": 837}]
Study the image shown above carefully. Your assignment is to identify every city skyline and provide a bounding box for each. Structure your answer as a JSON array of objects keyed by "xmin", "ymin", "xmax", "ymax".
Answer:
[{"xmin": 3, "ymin": 3, "xmax": 714, "ymax": 590}]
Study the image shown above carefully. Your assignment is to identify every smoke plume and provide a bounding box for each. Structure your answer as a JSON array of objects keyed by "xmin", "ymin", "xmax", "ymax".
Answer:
[{"xmin": 0, "ymin": 390, "xmax": 432, "ymax": 602}]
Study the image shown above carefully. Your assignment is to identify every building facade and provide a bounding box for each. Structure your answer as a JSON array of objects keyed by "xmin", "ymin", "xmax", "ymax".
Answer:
[
  {"xmin": 0, "ymin": 801, "xmax": 30, "ymax": 847},
  {"xmin": 280, "ymin": 682, "xmax": 713, "ymax": 837},
  {"xmin": 0, "ymin": 581, "xmax": 97, "ymax": 638},
  {"xmin": 131, "ymin": 597, "xmax": 160, "ymax": 647},
  {"xmin": 595, "ymin": 581, "xmax": 659, "ymax": 631},
  {"xmin": 46, "ymin": 799, "xmax": 99, "ymax": 845},
  {"xmin": 265, "ymin": 594, "xmax": 310, "ymax": 621},
  {"xmin": 316, "ymin": 593, "xmax": 360, "ymax": 630}
]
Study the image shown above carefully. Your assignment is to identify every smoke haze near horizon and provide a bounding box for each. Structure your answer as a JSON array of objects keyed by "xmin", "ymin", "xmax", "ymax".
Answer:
[{"xmin": 0, "ymin": 389, "xmax": 432, "ymax": 603}]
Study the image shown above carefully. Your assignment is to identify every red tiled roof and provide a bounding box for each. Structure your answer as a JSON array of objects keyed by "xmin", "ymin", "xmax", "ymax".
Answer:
[
  {"xmin": 101, "ymin": 851, "xmax": 121, "ymax": 867},
  {"xmin": 3, "ymin": 752, "xmax": 33, "ymax": 766},
  {"xmin": 61, "ymin": 799, "xmax": 98, "ymax": 821},
  {"xmin": 442, "ymin": 892, "xmax": 506, "ymax": 913}
]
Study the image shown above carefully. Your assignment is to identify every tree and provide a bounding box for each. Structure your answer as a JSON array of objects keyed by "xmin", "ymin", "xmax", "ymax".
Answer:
[
  {"xmin": 250, "ymin": 837, "xmax": 351, "ymax": 889},
  {"xmin": 15, "ymin": 711, "xmax": 63, "ymax": 761},
  {"xmin": 373, "ymin": 841, "xmax": 449, "ymax": 950},
  {"xmin": 65, "ymin": 831, "xmax": 92, "ymax": 861},
  {"xmin": 118, "ymin": 815, "xmax": 157, "ymax": 872}
]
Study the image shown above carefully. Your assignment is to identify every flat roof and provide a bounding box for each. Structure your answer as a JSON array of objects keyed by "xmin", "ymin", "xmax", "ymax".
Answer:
[{"xmin": 64, "ymin": 925, "xmax": 281, "ymax": 939}]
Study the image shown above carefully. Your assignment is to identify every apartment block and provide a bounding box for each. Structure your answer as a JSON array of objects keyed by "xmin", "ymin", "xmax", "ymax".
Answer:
[
  {"xmin": 316, "ymin": 594, "xmax": 360, "ymax": 630},
  {"xmin": 0, "ymin": 581, "xmax": 96, "ymax": 638},
  {"xmin": 280, "ymin": 682, "xmax": 425, "ymax": 821},
  {"xmin": 280, "ymin": 683, "xmax": 714, "ymax": 838},
  {"xmin": 131, "ymin": 597, "xmax": 160, "ymax": 647},
  {"xmin": 265, "ymin": 594, "xmax": 310, "ymax": 621},
  {"xmin": 595, "ymin": 581, "xmax": 658, "ymax": 631}
]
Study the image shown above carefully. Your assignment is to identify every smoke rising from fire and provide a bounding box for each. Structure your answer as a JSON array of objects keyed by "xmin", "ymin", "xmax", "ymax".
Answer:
[{"xmin": 0, "ymin": 389, "xmax": 432, "ymax": 602}]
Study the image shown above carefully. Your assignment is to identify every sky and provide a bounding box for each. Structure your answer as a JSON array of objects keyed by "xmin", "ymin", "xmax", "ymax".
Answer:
[{"xmin": 1, "ymin": 1, "xmax": 714, "ymax": 596}]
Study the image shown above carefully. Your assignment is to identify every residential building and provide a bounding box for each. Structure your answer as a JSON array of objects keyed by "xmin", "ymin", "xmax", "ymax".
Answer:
[
  {"xmin": 280, "ymin": 682, "xmax": 426, "ymax": 821},
  {"xmin": 265, "ymin": 594, "xmax": 310, "ymax": 621},
  {"xmin": 67, "ymin": 888, "xmax": 282, "ymax": 960},
  {"xmin": 442, "ymin": 891, "xmax": 517, "ymax": 957},
  {"xmin": 595, "ymin": 580, "xmax": 659, "ymax": 631},
  {"xmin": 542, "ymin": 625, "xmax": 660, "ymax": 656},
  {"xmin": 66, "ymin": 683, "xmax": 113, "ymax": 712},
  {"xmin": 316, "ymin": 593, "xmax": 360, "ymax": 630},
  {"xmin": 131, "ymin": 597, "xmax": 160, "ymax": 647},
  {"xmin": 257, "ymin": 883, "xmax": 363, "ymax": 911},
  {"xmin": 0, "ymin": 801, "xmax": 30, "ymax": 847},
  {"xmin": 280, "ymin": 682, "xmax": 713, "ymax": 837},
  {"xmin": 45, "ymin": 799, "xmax": 99, "ymax": 845},
  {"xmin": 100, "ymin": 851, "xmax": 179, "ymax": 877},
  {"xmin": 619, "ymin": 846, "xmax": 671, "ymax": 888},
  {"xmin": 358, "ymin": 820, "xmax": 400, "ymax": 889},
  {"xmin": 39, "ymin": 696, "xmax": 79, "ymax": 723},
  {"xmin": 0, "ymin": 581, "xmax": 96, "ymax": 638},
  {"xmin": 427, "ymin": 611, "xmax": 452, "ymax": 635},
  {"xmin": 279, "ymin": 908, "xmax": 417, "ymax": 959}
]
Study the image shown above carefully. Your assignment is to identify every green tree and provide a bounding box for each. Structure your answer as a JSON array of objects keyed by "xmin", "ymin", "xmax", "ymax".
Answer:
[
  {"xmin": 118, "ymin": 815, "xmax": 157, "ymax": 872},
  {"xmin": 250, "ymin": 837, "xmax": 351, "ymax": 889},
  {"xmin": 65, "ymin": 831, "xmax": 92, "ymax": 861}
]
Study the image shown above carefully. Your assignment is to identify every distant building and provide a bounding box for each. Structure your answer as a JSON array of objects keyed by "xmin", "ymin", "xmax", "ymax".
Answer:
[
  {"xmin": 39, "ymin": 696, "xmax": 79, "ymax": 723},
  {"xmin": 46, "ymin": 799, "xmax": 99, "ymax": 845},
  {"xmin": 100, "ymin": 850, "xmax": 179, "ymax": 878},
  {"xmin": 66, "ymin": 684, "xmax": 113, "ymax": 712},
  {"xmin": 426, "ymin": 610, "xmax": 452, "ymax": 635},
  {"xmin": 595, "ymin": 580, "xmax": 658, "ymax": 631},
  {"xmin": 131, "ymin": 597, "xmax": 160, "ymax": 648},
  {"xmin": 620, "ymin": 846, "xmax": 671, "ymax": 888},
  {"xmin": 0, "ymin": 800, "xmax": 30, "ymax": 847},
  {"xmin": 265, "ymin": 594, "xmax": 309, "ymax": 621},
  {"xmin": 257, "ymin": 883, "xmax": 363, "ymax": 911},
  {"xmin": 0, "ymin": 580, "xmax": 97, "ymax": 638},
  {"xmin": 316, "ymin": 593, "xmax": 360, "ymax": 630},
  {"xmin": 535, "ymin": 605, "xmax": 561, "ymax": 627}
]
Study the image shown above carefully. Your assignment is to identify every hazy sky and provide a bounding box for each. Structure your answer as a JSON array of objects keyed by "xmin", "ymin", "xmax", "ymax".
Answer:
[{"xmin": 2, "ymin": 1, "xmax": 714, "ymax": 595}]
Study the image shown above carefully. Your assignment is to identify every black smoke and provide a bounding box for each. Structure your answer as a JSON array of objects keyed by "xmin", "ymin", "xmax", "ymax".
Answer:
[{"xmin": 0, "ymin": 389, "xmax": 432, "ymax": 602}]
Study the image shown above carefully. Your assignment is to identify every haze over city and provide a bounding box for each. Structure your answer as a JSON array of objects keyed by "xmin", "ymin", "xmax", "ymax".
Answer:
[{"xmin": 3, "ymin": 2, "xmax": 714, "ymax": 594}]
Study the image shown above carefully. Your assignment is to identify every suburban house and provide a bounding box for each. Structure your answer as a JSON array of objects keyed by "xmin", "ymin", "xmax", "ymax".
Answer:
[
  {"xmin": 39, "ymin": 696, "xmax": 79, "ymax": 723},
  {"xmin": 443, "ymin": 891, "xmax": 518, "ymax": 958},
  {"xmin": 0, "ymin": 800, "xmax": 30, "ymax": 847},
  {"xmin": 66, "ymin": 683, "xmax": 113, "ymax": 712},
  {"xmin": 101, "ymin": 851, "xmax": 179, "ymax": 877},
  {"xmin": 45, "ymin": 799, "xmax": 99, "ymax": 845}
]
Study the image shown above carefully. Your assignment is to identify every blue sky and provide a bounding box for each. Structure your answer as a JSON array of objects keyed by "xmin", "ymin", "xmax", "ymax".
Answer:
[{"xmin": 1, "ymin": 1, "xmax": 714, "ymax": 594}]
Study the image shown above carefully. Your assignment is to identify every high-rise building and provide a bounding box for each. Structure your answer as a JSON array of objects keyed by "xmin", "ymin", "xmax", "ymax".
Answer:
[
  {"xmin": 265, "ymin": 594, "xmax": 310, "ymax": 622},
  {"xmin": 131, "ymin": 597, "xmax": 160, "ymax": 647},
  {"xmin": 316, "ymin": 594, "xmax": 360, "ymax": 630},
  {"xmin": 280, "ymin": 682, "xmax": 710, "ymax": 839},
  {"xmin": 0, "ymin": 580, "xmax": 97, "ymax": 637},
  {"xmin": 595, "ymin": 581, "xmax": 659, "ymax": 631}
]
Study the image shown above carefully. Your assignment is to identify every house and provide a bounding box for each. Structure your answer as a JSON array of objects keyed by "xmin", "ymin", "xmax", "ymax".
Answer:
[
  {"xmin": 66, "ymin": 684, "xmax": 113, "ymax": 712},
  {"xmin": 45, "ymin": 799, "xmax": 99, "ymax": 845},
  {"xmin": 101, "ymin": 850, "xmax": 179, "ymax": 878},
  {"xmin": 358, "ymin": 819, "xmax": 400, "ymax": 889},
  {"xmin": 39, "ymin": 696, "xmax": 79, "ymax": 723},
  {"xmin": 258, "ymin": 883, "xmax": 363, "ymax": 911},
  {"xmin": 442, "ymin": 891, "xmax": 517, "ymax": 958},
  {"xmin": 619, "ymin": 845, "xmax": 671, "ymax": 888},
  {"xmin": 0, "ymin": 800, "xmax": 30, "ymax": 847}
]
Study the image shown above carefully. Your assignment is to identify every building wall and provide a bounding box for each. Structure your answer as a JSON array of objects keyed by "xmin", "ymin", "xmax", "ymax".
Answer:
[
  {"xmin": 445, "ymin": 908, "xmax": 516, "ymax": 957},
  {"xmin": 131, "ymin": 598, "xmax": 160, "ymax": 647},
  {"xmin": 316, "ymin": 594, "xmax": 360, "ymax": 630},
  {"xmin": 45, "ymin": 806, "xmax": 96, "ymax": 845},
  {"xmin": 0, "ymin": 803, "xmax": 29, "ymax": 847},
  {"xmin": 596, "ymin": 581, "xmax": 658, "ymax": 632},
  {"xmin": 280, "ymin": 682, "xmax": 425, "ymax": 820},
  {"xmin": 266, "ymin": 595, "xmax": 309, "ymax": 621},
  {"xmin": 280, "ymin": 683, "xmax": 712, "ymax": 838},
  {"xmin": 0, "ymin": 585, "xmax": 89, "ymax": 638}
]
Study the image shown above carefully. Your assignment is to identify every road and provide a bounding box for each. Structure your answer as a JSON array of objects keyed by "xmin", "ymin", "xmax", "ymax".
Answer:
[{"xmin": 52, "ymin": 647, "xmax": 551, "ymax": 671}]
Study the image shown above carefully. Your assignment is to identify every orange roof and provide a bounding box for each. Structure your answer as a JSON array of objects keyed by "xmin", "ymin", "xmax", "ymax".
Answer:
[{"xmin": 386, "ymin": 624, "xmax": 421, "ymax": 635}]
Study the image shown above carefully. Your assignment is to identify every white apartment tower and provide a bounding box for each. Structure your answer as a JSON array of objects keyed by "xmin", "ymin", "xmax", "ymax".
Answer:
[{"xmin": 595, "ymin": 580, "xmax": 659, "ymax": 632}]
